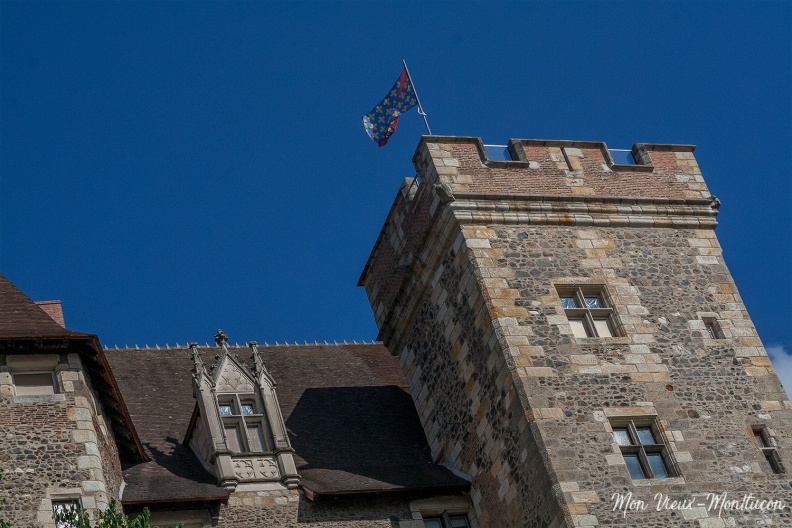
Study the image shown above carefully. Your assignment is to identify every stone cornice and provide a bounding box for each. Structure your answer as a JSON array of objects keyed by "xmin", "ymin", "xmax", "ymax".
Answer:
[{"xmin": 448, "ymin": 193, "xmax": 719, "ymax": 229}]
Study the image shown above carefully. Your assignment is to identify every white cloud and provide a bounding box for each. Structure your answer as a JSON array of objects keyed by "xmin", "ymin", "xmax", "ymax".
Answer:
[{"xmin": 767, "ymin": 345, "xmax": 792, "ymax": 400}]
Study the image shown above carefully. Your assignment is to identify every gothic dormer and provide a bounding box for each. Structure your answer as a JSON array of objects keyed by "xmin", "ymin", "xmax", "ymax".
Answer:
[{"xmin": 185, "ymin": 330, "xmax": 299, "ymax": 490}]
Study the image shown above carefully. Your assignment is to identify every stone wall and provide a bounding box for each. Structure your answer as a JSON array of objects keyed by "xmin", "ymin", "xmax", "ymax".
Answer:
[
  {"xmin": 142, "ymin": 490, "xmax": 412, "ymax": 528},
  {"xmin": 360, "ymin": 136, "xmax": 792, "ymax": 527},
  {"xmin": 0, "ymin": 352, "xmax": 123, "ymax": 527}
]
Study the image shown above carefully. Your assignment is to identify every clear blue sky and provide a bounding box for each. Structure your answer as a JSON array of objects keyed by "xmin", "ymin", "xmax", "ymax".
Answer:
[{"xmin": 1, "ymin": 2, "xmax": 790, "ymax": 389}]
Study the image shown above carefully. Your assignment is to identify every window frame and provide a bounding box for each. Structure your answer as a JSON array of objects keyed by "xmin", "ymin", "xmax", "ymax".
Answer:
[
  {"xmin": 216, "ymin": 394, "xmax": 270, "ymax": 453},
  {"xmin": 557, "ymin": 286, "xmax": 618, "ymax": 338},
  {"xmin": 611, "ymin": 419, "xmax": 678, "ymax": 480},
  {"xmin": 752, "ymin": 427, "xmax": 785, "ymax": 474}
]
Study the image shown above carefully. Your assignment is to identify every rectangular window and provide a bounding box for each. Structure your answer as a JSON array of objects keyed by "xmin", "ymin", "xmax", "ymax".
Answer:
[
  {"xmin": 752, "ymin": 428, "xmax": 784, "ymax": 474},
  {"xmin": 14, "ymin": 372, "xmax": 56, "ymax": 396},
  {"xmin": 703, "ymin": 318, "xmax": 723, "ymax": 339},
  {"xmin": 557, "ymin": 286, "xmax": 617, "ymax": 338},
  {"xmin": 218, "ymin": 395, "xmax": 269, "ymax": 453},
  {"xmin": 52, "ymin": 499, "xmax": 81, "ymax": 528},
  {"xmin": 611, "ymin": 419, "xmax": 676, "ymax": 479}
]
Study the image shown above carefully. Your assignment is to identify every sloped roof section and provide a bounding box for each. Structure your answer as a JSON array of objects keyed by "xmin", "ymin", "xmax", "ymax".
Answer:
[
  {"xmin": 106, "ymin": 346, "xmax": 229, "ymax": 504},
  {"xmin": 0, "ymin": 274, "xmax": 88, "ymax": 339},
  {"xmin": 106, "ymin": 342, "xmax": 469, "ymax": 503}
]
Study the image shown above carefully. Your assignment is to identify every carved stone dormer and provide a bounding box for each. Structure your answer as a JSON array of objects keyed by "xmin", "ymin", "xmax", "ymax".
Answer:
[{"xmin": 185, "ymin": 331, "xmax": 300, "ymax": 491}]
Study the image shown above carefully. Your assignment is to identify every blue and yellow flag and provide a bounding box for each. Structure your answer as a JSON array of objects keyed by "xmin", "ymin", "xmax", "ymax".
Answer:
[{"xmin": 362, "ymin": 68, "xmax": 418, "ymax": 147}]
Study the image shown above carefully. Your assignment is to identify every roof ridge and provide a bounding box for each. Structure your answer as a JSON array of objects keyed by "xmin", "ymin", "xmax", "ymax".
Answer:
[{"xmin": 103, "ymin": 339, "xmax": 384, "ymax": 350}]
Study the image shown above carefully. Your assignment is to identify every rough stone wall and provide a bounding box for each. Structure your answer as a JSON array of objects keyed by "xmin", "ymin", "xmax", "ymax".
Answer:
[
  {"xmin": 468, "ymin": 222, "xmax": 792, "ymax": 527},
  {"xmin": 213, "ymin": 489, "xmax": 411, "ymax": 527},
  {"xmin": 0, "ymin": 352, "xmax": 123, "ymax": 527},
  {"xmin": 0, "ymin": 389, "xmax": 77, "ymax": 526},
  {"xmin": 398, "ymin": 247, "xmax": 560, "ymax": 527},
  {"xmin": 360, "ymin": 136, "xmax": 792, "ymax": 528}
]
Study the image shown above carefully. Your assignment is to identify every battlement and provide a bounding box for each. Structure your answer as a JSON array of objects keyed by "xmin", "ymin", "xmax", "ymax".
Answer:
[
  {"xmin": 413, "ymin": 135, "xmax": 709, "ymax": 201},
  {"xmin": 360, "ymin": 136, "xmax": 719, "ymax": 342}
]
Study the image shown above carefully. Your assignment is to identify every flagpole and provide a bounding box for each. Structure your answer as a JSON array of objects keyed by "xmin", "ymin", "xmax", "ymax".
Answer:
[{"xmin": 402, "ymin": 60, "xmax": 432, "ymax": 135}]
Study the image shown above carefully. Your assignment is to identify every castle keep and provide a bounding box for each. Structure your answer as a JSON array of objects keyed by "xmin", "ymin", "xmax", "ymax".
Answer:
[
  {"xmin": 1, "ymin": 135, "xmax": 790, "ymax": 527},
  {"xmin": 358, "ymin": 136, "xmax": 792, "ymax": 527}
]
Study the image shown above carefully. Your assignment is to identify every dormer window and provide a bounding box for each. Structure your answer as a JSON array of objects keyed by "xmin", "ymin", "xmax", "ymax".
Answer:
[
  {"xmin": 217, "ymin": 395, "xmax": 270, "ymax": 453},
  {"xmin": 186, "ymin": 337, "xmax": 301, "ymax": 490}
]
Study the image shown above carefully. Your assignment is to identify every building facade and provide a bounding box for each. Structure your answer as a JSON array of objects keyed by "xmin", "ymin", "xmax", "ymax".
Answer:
[{"xmin": 1, "ymin": 135, "xmax": 790, "ymax": 527}]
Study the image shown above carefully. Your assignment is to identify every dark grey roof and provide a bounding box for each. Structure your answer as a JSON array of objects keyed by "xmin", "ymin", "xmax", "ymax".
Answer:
[{"xmin": 105, "ymin": 343, "xmax": 469, "ymax": 503}]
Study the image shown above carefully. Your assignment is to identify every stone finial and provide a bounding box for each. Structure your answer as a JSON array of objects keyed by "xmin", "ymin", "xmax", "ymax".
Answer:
[{"xmin": 215, "ymin": 329, "xmax": 229, "ymax": 347}]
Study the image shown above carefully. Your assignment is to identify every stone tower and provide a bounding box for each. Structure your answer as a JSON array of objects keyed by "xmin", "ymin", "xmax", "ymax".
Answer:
[{"xmin": 359, "ymin": 136, "xmax": 792, "ymax": 527}]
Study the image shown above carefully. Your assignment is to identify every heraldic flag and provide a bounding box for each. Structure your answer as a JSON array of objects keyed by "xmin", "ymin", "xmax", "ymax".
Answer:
[{"xmin": 362, "ymin": 67, "xmax": 418, "ymax": 147}]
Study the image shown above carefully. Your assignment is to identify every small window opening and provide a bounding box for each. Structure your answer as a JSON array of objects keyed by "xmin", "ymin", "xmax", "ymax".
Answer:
[
  {"xmin": 52, "ymin": 499, "xmax": 81, "ymax": 528},
  {"xmin": 557, "ymin": 286, "xmax": 617, "ymax": 338},
  {"xmin": 752, "ymin": 427, "xmax": 784, "ymax": 474},
  {"xmin": 611, "ymin": 419, "xmax": 677, "ymax": 479},
  {"xmin": 703, "ymin": 319, "xmax": 723, "ymax": 339}
]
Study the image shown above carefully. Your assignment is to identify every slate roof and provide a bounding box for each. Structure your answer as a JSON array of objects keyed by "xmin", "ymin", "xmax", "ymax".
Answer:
[{"xmin": 105, "ymin": 343, "xmax": 469, "ymax": 503}]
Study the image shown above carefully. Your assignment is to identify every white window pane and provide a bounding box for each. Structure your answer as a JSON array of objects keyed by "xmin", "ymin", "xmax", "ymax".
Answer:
[
  {"xmin": 225, "ymin": 426, "xmax": 242, "ymax": 453},
  {"xmin": 423, "ymin": 520, "xmax": 443, "ymax": 528},
  {"xmin": 218, "ymin": 404, "xmax": 233, "ymax": 416},
  {"xmin": 53, "ymin": 501, "xmax": 80, "ymax": 528},
  {"xmin": 560, "ymin": 297, "xmax": 577, "ymax": 309},
  {"xmin": 705, "ymin": 324, "xmax": 717, "ymax": 338},
  {"xmin": 593, "ymin": 318, "xmax": 612, "ymax": 337},
  {"xmin": 14, "ymin": 373, "xmax": 55, "ymax": 395},
  {"xmin": 569, "ymin": 318, "xmax": 589, "ymax": 338},
  {"xmin": 241, "ymin": 403, "xmax": 255, "ymax": 415},
  {"xmin": 584, "ymin": 296, "xmax": 603, "ymax": 308},
  {"xmin": 613, "ymin": 428, "xmax": 632, "ymax": 446}
]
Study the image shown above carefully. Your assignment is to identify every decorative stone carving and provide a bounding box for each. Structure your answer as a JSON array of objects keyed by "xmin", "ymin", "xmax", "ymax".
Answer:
[
  {"xmin": 216, "ymin": 362, "xmax": 255, "ymax": 393},
  {"xmin": 232, "ymin": 457, "xmax": 280, "ymax": 480}
]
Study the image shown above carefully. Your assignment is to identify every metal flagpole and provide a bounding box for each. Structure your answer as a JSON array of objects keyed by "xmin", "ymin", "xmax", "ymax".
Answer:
[{"xmin": 402, "ymin": 59, "xmax": 432, "ymax": 135}]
